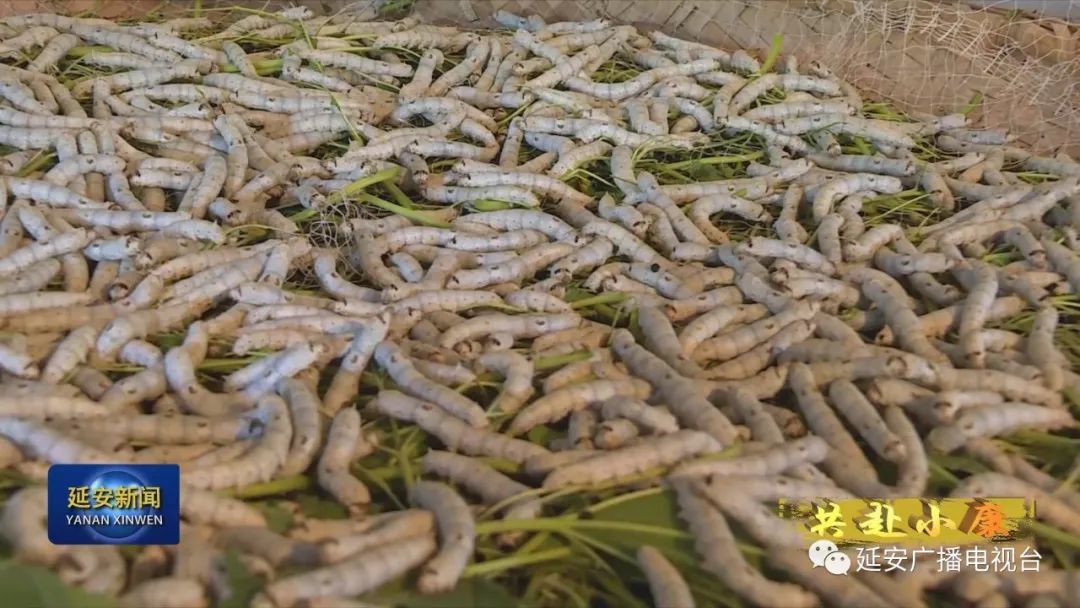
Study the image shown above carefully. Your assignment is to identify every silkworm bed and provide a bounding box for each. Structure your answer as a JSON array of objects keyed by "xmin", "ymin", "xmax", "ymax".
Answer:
[{"xmin": 0, "ymin": 4, "xmax": 1077, "ymax": 607}]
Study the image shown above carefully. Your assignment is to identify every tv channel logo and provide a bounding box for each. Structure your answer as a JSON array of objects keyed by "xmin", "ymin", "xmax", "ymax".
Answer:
[{"xmin": 48, "ymin": 464, "xmax": 180, "ymax": 545}]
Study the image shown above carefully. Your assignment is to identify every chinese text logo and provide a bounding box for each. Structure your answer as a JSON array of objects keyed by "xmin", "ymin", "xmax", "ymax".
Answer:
[{"xmin": 48, "ymin": 464, "xmax": 180, "ymax": 545}]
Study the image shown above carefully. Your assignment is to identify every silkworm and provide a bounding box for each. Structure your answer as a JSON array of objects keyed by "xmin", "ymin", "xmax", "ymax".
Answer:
[
  {"xmin": 373, "ymin": 391, "xmax": 549, "ymax": 464},
  {"xmin": 670, "ymin": 435, "xmax": 827, "ymax": 479},
  {"xmin": 181, "ymin": 394, "xmax": 292, "ymax": 490},
  {"xmin": 1026, "ymin": 305, "xmax": 1065, "ymax": 391},
  {"xmin": 323, "ymin": 312, "xmax": 390, "ymax": 416},
  {"xmin": 766, "ymin": 545, "xmax": 891, "ymax": 608},
  {"xmin": 476, "ymin": 351, "xmax": 535, "ymax": 414},
  {"xmin": 637, "ymin": 546, "xmax": 695, "ymax": 608},
  {"xmin": 178, "ymin": 486, "xmax": 266, "ymax": 528},
  {"xmin": 0, "ymin": 417, "xmax": 120, "ymax": 464},
  {"xmin": 740, "ymin": 236, "xmax": 835, "ymax": 275},
  {"xmin": 259, "ymin": 535, "xmax": 436, "ymax": 607},
  {"xmin": 635, "ymin": 172, "xmax": 710, "ymax": 244},
  {"xmin": 408, "ymin": 481, "xmax": 475, "ymax": 594},
  {"xmin": 276, "ymin": 378, "xmax": 323, "ymax": 476},
  {"xmin": 929, "ymin": 403, "xmax": 1074, "ymax": 452},
  {"xmin": 1042, "ymin": 237, "xmax": 1080, "ymax": 294},
  {"xmin": 857, "ymin": 277, "xmax": 947, "ymax": 364},
  {"xmin": 611, "ymin": 329, "xmax": 740, "ymax": 445},
  {"xmin": 119, "ymin": 578, "xmax": 208, "ymax": 608},
  {"xmin": 671, "ymin": 479, "xmax": 818, "ymax": 608},
  {"xmin": 592, "ymin": 418, "xmax": 638, "ymax": 449},
  {"xmin": 374, "ymin": 341, "xmax": 488, "ymax": 427},
  {"xmin": 544, "ymin": 430, "xmax": 721, "ymax": 488},
  {"xmin": 438, "ymin": 313, "xmax": 580, "ymax": 350},
  {"xmin": 828, "ymin": 380, "xmax": 905, "ymax": 461},
  {"xmin": 956, "ymin": 260, "xmax": 999, "ymax": 368},
  {"xmin": 390, "ymin": 290, "xmax": 503, "ymax": 315},
  {"xmin": 508, "ymin": 376, "xmax": 651, "ymax": 435},
  {"xmin": 692, "ymin": 301, "xmax": 819, "ymax": 363},
  {"xmin": 638, "ymin": 305, "xmax": 704, "ymax": 377},
  {"xmin": 787, "ymin": 363, "xmax": 886, "ymax": 495},
  {"xmin": 598, "ymin": 397, "xmax": 679, "ymax": 435},
  {"xmin": 317, "ymin": 408, "xmax": 369, "ymax": 513},
  {"xmin": 421, "ymin": 450, "xmax": 540, "ymax": 527}
]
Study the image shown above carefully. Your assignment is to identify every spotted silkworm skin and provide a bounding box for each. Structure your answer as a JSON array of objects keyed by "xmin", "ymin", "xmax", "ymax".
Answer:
[
  {"xmin": 928, "ymin": 403, "xmax": 1075, "ymax": 453},
  {"xmin": 408, "ymin": 481, "xmax": 475, "ymax": 594},
  {"xmin": 259, "ymin": 534, "xmax": 436, "ymax": 607},
  {"xmin": 373, "ymin": 391, "xmax": 549, "ymax": 464}
]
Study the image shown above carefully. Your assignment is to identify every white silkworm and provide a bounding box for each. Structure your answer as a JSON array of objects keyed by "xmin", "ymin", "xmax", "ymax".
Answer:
[
  {"xmin": 323, "ymin": 312, "xmax": 389, "ymax": 416},
  {"xmin": 374, "ymin": 342, "xmax": 488, "ymax": 427},
  {"xmin": 692, "ymin": 301, "xmax": 819, "ymax": 363},
  {"xmin": 544, "ymin": 430, "xmax": 721, "ymax": 488},
  {"xmin": 637, "ymin": 546, "xmax": 695, "ymax": 608},
  {"xmin": 828, "ymin": 380, "xmax": 905, "ymax": 461},
  {"xmin": 611, "ymin": 329, "xmax": 739, "ymax": 445},
  {"xmin": 593, "ymin": 418, "xmax": 638, "ymax": 449},
  {"xmin": 679, "ymin": 304, "xmax": 768, "ymax": 356},
  {"xmin": 318, "ymin": 408, "xmax": 369, "ymax": 513},
  {"xmin": 857, "ymin": 277, "xmax": 947, "ymax": 364},
  {"xmin": 671, "ymin": 479, "xmax": 818, "ymax": 608},
  {"xmin": 1026, "ymin": 305, "xmax": 1065, "ymax": 391},
  {"xmin": 61, "ymin": 410, "xmax": 245, "ymax": 445},
  {"xmin": 739, "ymin": 237, "xmax": 835, "ymax": 275},
  {"xmin": 503, "ymin": 289, "xmax": 572, "ymax": 313},
  {"xmin": 935, "ymin": 367, "xmax": 1061, "ymax": 408},
  {"xmin": 701, "ymin": 319, "xmax": 815, "ymax": 380},
  {"xmin": 439, "ymin": 313, "xmax": 579, "ymax": 350},
  {"xmin": 787, "ymin": 363, "xmax": 886, "ymax": 495},
  {"xmin": 1042, "ymin": 237, "xmax": 1080, "ymax": 294},
  {"xmin": 276, "ymin": 378, "xmax": 323, "ymax": 476},
  {"xmin": 313, "ymin": 251, "xmax": 380, "ymax": 302},
  {"xmin": 119, "ymin": 578, "xmax": 208, "ymax": 608},
  {"xmin": 566, "ymin": 408, "xmax": 598, "ymax": 449},
  {"xmin": 260, "ymin": 535, "xmax": 436, "ymax": 607},
  {"xmin": 181, "ymin": 394, "xmax": 292, "ymax": 490},
  {"xmin": 236, "ymin": 341, "xmax": 327, "ymax": 401},
  {"xmin": 389, "ymin": 289, "xmax": 502, "ymax": 315},
  {"xmin": 408, "ymin": 481, "xmax": 475, "ymax": 594},
  {"xmin": 541, "ymin": 357, "xmax": 598, "ymax": 395},
  {"xmin": 957, "ymin": 261, "xmax": 999, "ymax": 368},
  {"xmin": 508, "ymin": 377, "xmax": 652, "ymax": 435},
  {"xmin": 178, "ymin": 487, "xmax": 266, "ymax": 528},
  {"xmin": 0, "ymin": 417, "xmax": 119, "ymax": 464},
  {"xmin": 639, "ymin": 304, "xmax": 705, "ymax": 377},
  {"xmin": 422, "ymin": 450, "xmax": 540, "ymax": 523},
  {"xmin": 636, "ymin": 172, "xmax": 710, "ymax": 244},
  {"xmin": 671, "ymin": 436, "xmax": 827, "ymax": 479},
  {"xmin": 599, "ymin": 397, "xmax": 679, "ymax": 435},
  {"xmin": 0, "ymin": 257, "xmax": 59, "ymax": 297},
  {"xmin": 0, "ymin": 228, "xmax": 94, "ymax": 282},
  {"xmin": 581, "ymin": 219, "xmax": 667, "ymax": 266},
  {"xmin": 929, "ymin": 403, "xmax": 1074, "ymax": 452},
  {"xmin": 475, "ymin": 351, "xmax": 534, "ymax": 414},
  {"xmin": 377, "ymin": 390, "xmax": 550, "ymax": 465},
  {"xmin": 766, "ymin": 545, "xmax": 891, "ymax": 608}
]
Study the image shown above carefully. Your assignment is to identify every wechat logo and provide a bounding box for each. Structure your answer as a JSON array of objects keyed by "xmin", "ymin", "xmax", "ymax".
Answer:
[{"xmin": 808, "ymin": 540, "xmax": 851, "ymax": 575}]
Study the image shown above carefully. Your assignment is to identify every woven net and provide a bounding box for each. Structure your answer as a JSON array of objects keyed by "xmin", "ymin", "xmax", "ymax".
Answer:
[{"xmin": 3, "ymin": 0, "xmax": 1078, "ymax": 155}]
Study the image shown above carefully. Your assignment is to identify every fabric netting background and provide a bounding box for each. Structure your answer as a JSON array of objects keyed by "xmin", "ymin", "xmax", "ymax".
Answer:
[{"xmin": 3, "ymin": 0, "xmax": 1078, "ymax": 155}]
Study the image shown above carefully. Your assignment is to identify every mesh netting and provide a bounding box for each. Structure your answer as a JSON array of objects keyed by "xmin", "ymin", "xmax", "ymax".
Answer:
[
  {"xmin": 407, "ymin": 0, "xmax": 1080, "ymax": 156},
  {"xmin": 785, "ymin": 0, "xmax": 1080, "ymax": 155},
  {"xmin": 2, "ymin": 0, "xmax": 1077, "ymax": 154}
]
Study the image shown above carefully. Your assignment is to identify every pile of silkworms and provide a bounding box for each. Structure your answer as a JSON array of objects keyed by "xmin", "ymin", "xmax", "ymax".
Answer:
[{"xmin": 0, "ymin": 5, "xmax": 1077, "ymax": 608}]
